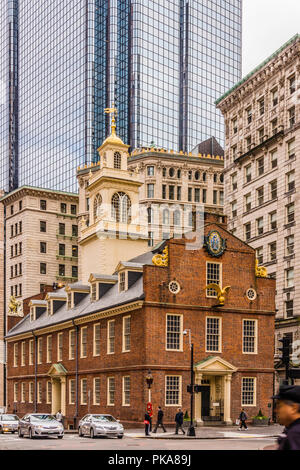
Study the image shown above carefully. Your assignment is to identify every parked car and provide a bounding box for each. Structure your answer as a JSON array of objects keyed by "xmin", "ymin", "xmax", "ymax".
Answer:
[
  {"xmin": 0, "ymin": 414, "xmax": 19, "ymax": 433},
  {"xmin": 18, "ymin": 414, "xmax": 64, "ymax": 439},
  {"xmin": 78, "ymin": 414, "xmax": 124, "ymax": 438}
]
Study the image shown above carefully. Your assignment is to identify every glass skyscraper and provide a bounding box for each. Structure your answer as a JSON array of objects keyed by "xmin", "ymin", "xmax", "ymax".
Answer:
[{"xmin": 0, "ymin": 0, "xmax": 242, "ymax": 193}]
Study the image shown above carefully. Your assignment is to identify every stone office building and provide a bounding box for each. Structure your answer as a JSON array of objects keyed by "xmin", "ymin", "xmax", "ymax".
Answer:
[
  {"xmin": 216, "ymin": 34, "xmax": 300, "ymax": 383},
  {"xmin": 5, "ymin": 214, "xmax": 275, "ymax": 427}
]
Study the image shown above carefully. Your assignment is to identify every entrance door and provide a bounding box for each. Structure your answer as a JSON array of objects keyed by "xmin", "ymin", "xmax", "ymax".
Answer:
[{"xmin": 201, "ymin": 386, "xmax": 210, "ymax": 418}]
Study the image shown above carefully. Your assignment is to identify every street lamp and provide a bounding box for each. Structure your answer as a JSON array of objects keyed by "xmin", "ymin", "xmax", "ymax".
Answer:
[
  {"xmin": 183, "ymin": 329, "xmax": 196, "ymax": 437},
  {"xmin": 145, "ymin": 369, "xmax": 153, "ymax": 403}
]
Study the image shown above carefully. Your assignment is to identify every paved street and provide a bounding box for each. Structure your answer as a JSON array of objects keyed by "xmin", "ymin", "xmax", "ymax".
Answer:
[{"xmin": 0, "ymin": 427, "xmax": 280, "ymax": 451}]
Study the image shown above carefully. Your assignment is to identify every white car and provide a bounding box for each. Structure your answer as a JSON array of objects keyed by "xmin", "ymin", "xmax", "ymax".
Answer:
[
  {"xmin": 0, "ymin": 414, "xmax": 19, "ymax": 433},
  {"xmin": 18, "ymin": 414, "xmax": 64, "ymax": 439},
  {"xmin": 78, "ymin": 414, "xmax": 124, "ymax": 438}
]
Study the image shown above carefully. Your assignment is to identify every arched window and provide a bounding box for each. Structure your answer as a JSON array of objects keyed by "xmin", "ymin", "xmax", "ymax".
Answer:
[
  {"xmin": 114, "ymin": 152, "xmax": 121, "ymax": 169},
  {"xmin": 111, "ymin": 192, "xmax": 131, "ymax": 223},
  {"xmin": 169, "ymin": 167, "xmax": 175, "ymax": 177},
  {"xmin": 214, "ymin": 174, "xmax": 217, "ymax": 183},
  {"xmin": 174, "ymin": 210, "xmax": 181, "ymax": 226},
  {"xmin": 93, "ymin": 194, "xmax": 102, "ymax": 220},
  {"xmin": 220, "ymin": 174, "xmax": 224, "ymax": 183},
  {"xmin": 177, "ymin": 169, "xmax": 181, "ymax": 179},
  {"xmin": 162, "ymin": 208, "xmax": 170, "ymax": 225},
  {"xmin": 195, "ymin": 170, "xmax": 200, "ymax": 180},
  {"xmin": 147, "ymin": 207, "xmax": 153, "ymax": 224},
  {"xmin": 203, "ymin": 172, "xmax": 207, "ymax": 182}
]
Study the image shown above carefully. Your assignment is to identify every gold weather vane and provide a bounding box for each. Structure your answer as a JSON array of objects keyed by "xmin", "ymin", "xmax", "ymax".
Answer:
[{"xmin": 104, "ymin": 103, "xmax": 118, "ymax": 136}]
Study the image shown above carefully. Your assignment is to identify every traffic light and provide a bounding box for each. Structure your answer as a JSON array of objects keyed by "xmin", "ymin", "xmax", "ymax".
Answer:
[{"xmin": 278, "ymin": 337, "xmax": 291, "ymax": 365}]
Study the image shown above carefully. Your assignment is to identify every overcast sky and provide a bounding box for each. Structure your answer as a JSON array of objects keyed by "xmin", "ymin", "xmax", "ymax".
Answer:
[{"xmin": 242, "ymin": 0, "xmax": 300, "ymax": 76}]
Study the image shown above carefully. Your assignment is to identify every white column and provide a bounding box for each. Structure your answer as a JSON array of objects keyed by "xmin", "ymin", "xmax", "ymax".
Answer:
[
  {"xmin": 223, "ymin": 375, "xmax": 232, "ymax": 425},
  {"xmin": 195, "ymin": 373, "xmax": 203, "ymax": 426},
  {"xmin": 60, "ymin": 377, "xmax": 66, "ymax": 417}
]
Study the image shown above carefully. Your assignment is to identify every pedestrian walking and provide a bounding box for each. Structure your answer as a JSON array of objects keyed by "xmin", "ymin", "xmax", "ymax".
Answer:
[
  {"xmin": 239, "ymin": 408, "xmax": 248, "ymax": 430},
  {"xmin": 144, "ymin": 411, "xmax": 151, "ymax": 436},
  {"xmin": 174, "ymin": 408, "xmax": 185, "ymax": 435},
  {"xmin": 272, "ymin": 385, "xmax": 300, "ymax": 450},
  {"xmin": 152, "ymin": 406, "xmax": 167, "ymax": 433},
  {"xmin": 56, "ymin": 410, "xmax": 63, "ymax": 423}
]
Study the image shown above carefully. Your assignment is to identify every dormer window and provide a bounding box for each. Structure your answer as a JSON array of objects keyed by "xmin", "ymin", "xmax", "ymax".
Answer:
[
  {"xmin": 119, "ymin": 272, "xmax": 126, "ymax": 292},
  {"xmin": 89, "ymin": 274, "xmax": 117, "ymax": 301},
  {"xmin": 30, "ymin": 307, "xmax": 35, "ymax": 322},
  {"xmin": 67, "ymin": 292, "xmax": 72, "ymax": 310},
  {"xmin": 91, "ymin": 283, "xmax": 97, "ymax": 302},
  {"xmin": 47, "ymin": 300, "xmax": 52, "ymax": 316}
]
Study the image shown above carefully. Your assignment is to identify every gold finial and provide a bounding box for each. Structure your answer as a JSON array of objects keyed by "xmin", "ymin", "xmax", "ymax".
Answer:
[
  {"xmin": 255, "ymin": 259, "xmax": 268, "ymax": 278},
  {"xmin": 104, "ymin": 102, "xmax": 118, "ymax": 136}
]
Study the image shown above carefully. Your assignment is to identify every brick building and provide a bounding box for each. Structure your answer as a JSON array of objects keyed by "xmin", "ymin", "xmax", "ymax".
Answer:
[{"xmin": 5, "ymin": 214, "xmax": 275, "ymax": 428}]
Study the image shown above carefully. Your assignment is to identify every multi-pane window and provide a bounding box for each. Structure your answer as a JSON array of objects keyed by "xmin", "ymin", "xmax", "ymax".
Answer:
[
  {"xmin": 69, "ymin": 330, "xmax": 75, "ymax": 360},
  {"xmin": 69, "ymin": 379, "xmax": 75, "ymax": 404},
  {"xmin": 29, "ymin": 382, "xmax": 34, "ymax": 403},
  {"xmin": 232, "ymin": 117, "xmax": 238, "ymax": 134},
  {"xmin": 60, "ymin": 203, "xmax": 67, "ymax": 214},
  {"xmin": 94, "ymin": 378, "xmax": 100, "ymax": 405},
  {"xmin": 40, "ymin": 263, "xmax": 46, "ymax": 275},
  {"xmin": 59, "ymin": 244, "xmax": 65, "ymax": 256},
  {"xmin": 289, "ymin": 75, "xmax": 296, "ymax": 94},
  {"xmin": 242, "ymin": 378, "xmax": 256, "ymax": 406},
  {"xmin": 289, "ymin": 107, "xmax": 295, "ymax": 127},
  {"xmin": 285, "ymin": 235, "xmax": 294, "ymax": 256},
  {"xmin": 114, "ymin": 151, "xmax": 121, "ymax": 169},
  {"xmin": 40, "ymin": 221, "xmax": 46, "ymax": 232},
  {"xmin": 286, "ymin": 171, "xmax": 295, "ymax": 192},
  {"xmin": 169, "ymin": 186, "xmax": 175, "ymax": 200},
  {"xmin": 194, "ymin": 188, "xmax": 200, "ymax": 202},
  {"xmin": 287, "ymin": 139, "xmax": 295, "ymax": 159},
  {"xmin": 285, "ymin": 268, "xmax": 294, "ymax": 288},
  {"xmin": 246, "ymin": 107, "xmax": 252, "ymax": 124},
  {"xmin": 243, "ymin": 320, "xmax": 257, "ymax": 354},
  {"xmin": 14, "ymin": 383, "xmax": 18, "ymax": 402},
  {"xmin": 269, "ymin": 211, "xmax": 277, "ymax": 231},
  {"xmin": 270, "ymin": 150, "xmax": 277, "ymax": 169},
  {"xmin": 256, "ymin": 187, "xmax": 264, "ymax": 206},
  {"xmin": 258, "ymin": 98, "xmax": 265, "ymax": 116},
  {"xmin": 81, "ymin": 327, "xmax": 87, "ymax": 358},
  {"xmin": 256, "ymin": 247, "xmax": 263, "ymax": 265},
  {"xmin": 257, "ymin": 157, "xmax": 264, "ymax": 175},
  {"xmin": 206, "ymin": 317, "xmax": 221, "ymax": 352},
  {"xmin": 123, "ymin": 316, "xmax": 131, "ymax": 352},
  {"xmin": 286, "ymin": 301, "xmax": 294, "ymax": 318},
  {"xmin": 245, "ymin": 165, "xmax": 252, "ymax": 183},
  {"xmin": 123, "ymin": 376, "xmax": 130, "ymax": 406},
  {"xmin": 286, "ymin": 203, "xmax": 295, "ymax": 224},
  {"xmin": 72, "ymin": 225, "xmax": 78, "ymax": 237},
  {"xmin": 38, "ymin": 338, "xmax": 43, "ymax": 364},
  {"xmin": 47, "ymin": 336, "xmax": 52, "ymax": 363},
  {"xmin": 47, "ymin": 381, "xmax": 52, "ymax": 404},
  {"xmin": 271, "ymin": 88, "xmax": 278, "ymax": 107},
  {"xmin": 94, "ymin": 324, "xmax": 101, "ymax": 356},
  {"xmin": 108, "ymin": 320, "xmax": 115, "ymax": 354},
  {"xmin": 147, "ymin": 184, "xmax": 154, "ymax": 198},
  {"xmin": 166, "ymin": 315, "xmax": 182, "ymax": 350},
  {"xmin": 271, "ymin": 118, "xmax": 277, "ymax": 135},
  {"xmin": 59, "ymin": 265, "xmax": 65, "ymax": 277},
  {"xmin": 107, "ymin": 377, "xmax": 115, "ymax": 405},
  {"xmin": 81, "ymin": 379, "xmax": 87, "ymax": 405},
  {"xmin": 21, "ymin": 382, "xmax": 26, "ymax": 402},
  {"xmin": 165, "ymin": 376, "xmax": 181, "ymax": 406},
  {"xmin": 59, "ymin": 223, "xmax": 65, "ymax": 235},
  {"xmin": 119, "ymin": 272, "xmax": 126, "ymax": 292},
  {"xmin": 256, "ymin": 217, "xmax": 264, "ymax": 236},
  {"xmin": 21, "ymin": 341, "xmax": 26, "ymax": 366},
  {"xmin": 231, "ymin": 200, "xmax": 237, "ymax": 218},
  {"xmin": 269, "ymin": 242, "xmax": 277, "ymax": 262},
  {"xmin": 258, "ymin": 128, "xmax": 264, "ymax": 144},
  {"xmin": 29, "ymin": 339, "xmax": 34, "ymax": 365},
  {"xmin": 206, "ymin": 263, "xmax": 221, "ymax": 297},
  {"xmin": 246, "ymin": 136, "xmax": 251, "ymax": 151},
  {"xmin": 71, "ymin": 205, "xmax": 77, "ymax": 215},
  {"xmin": 270, "ymin": 180, "xmax": 277, "ymax": 200},
  {"xmin": 40, "ymin": 242, "xmax": 47, "ymax": 253},
  {"xmin": 244, "ymin": 194, "xmax": 251, "ymax": 212},
  {"xmin": 40, "ymin": 200, "xmax": 47, "ymax": 210},
  {"xmin": 57, "ymin": 333, "xmax": 63, "ymax": 361},
  {"xmin": 72, "ymin": 266, "xmax": 78, "ymax": 279},
  {"xmin": 38, "ymin": 382, "xmax": 42, "ymax": 403},
  {"xmin": 147, "ymin": 166, "xmax": 154, "ymax": 176}
]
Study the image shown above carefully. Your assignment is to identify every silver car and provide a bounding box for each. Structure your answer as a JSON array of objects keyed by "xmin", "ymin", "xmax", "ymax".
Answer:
[
  {"xmin": 18, "ymin": 413, "xmax": 64, "ymax": 439},
  {"xmin": 78, "ymin": 414, "xmax": 124, "ymax": 439},
  {"xmin": 0, "ymin": 414, "xmax": 19, "ymax": 433}
]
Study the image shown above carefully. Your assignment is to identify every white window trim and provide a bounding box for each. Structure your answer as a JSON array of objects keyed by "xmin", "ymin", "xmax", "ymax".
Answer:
[
  {"xmin": 46, "ymin": 335, "xmax": 52, "ymax": 363},
  {"xmin": 13, "ymin": 343, "xmax": 18, "ymax": 367},
  {"xmin": 107, "ymin": 320, "xmax": 115, "ymax": 355},
  {"xmin": 242, "ymin": 319, "xmax": 258, "ymax": 355},
  {"xmin": 57, "ymin": 332, "xmax": 63, "ymax": 362},
  {"xmin": 164, "ymin": 375, "xmax": 182, "ymax": 407},
  {"xmin": 37, "ymin": 381, "xmax": 42, "ymax": 403},
  {"xmin": 81, "ymin": 379, "xmax": 87, "ymax": 405},
  {"xmin": 122, "ymin": 376, "xmax": 130, "ymax": 407},
  {"xmin": 29, "ymin": 339, "xmax": 34, "ymax": 366},
  {"xmin": 37, "ymin": 338, "xmax": 43, "ymax": 364},
  {"xmin": 13, "ymin": 383, "xmax": 18, "ymax": 402},
  {"xmin": 21, "ymin": 382, "xmax": 26, "ymax": 403},
  {"xmin": 80, "ymin": 327, "xmax": 87, "ymax": 358},
  {"xmin": 93, "ymin": 377, "xmax": 100, "ymax": 405},
  {"xmin": 21, "ymin": 341, "xmax": 26, "ymax": 366},
  {"xmin": 69, "ymin": 379, "xmax": 75, "ymax": 405},
  {"xmin": 241, "ymin": 377, "xmax": 257, "ymax": 407},
  {"xmin": 93, "ymin": 323, "xmax": 101, "ymax": 357},
  {"xmin": 165, "ymin": 314, "xmax": 183, "ymax": 352},
  {"xmin": 206, "ymin": 261, "xmax": 222, "ymax": 298},
  {"xmin": 205, "ymin": 316, "xmax": 222, "ymax": 353},
  {"xmin": 29, "ymin": 382, "xmax": 34, "ymax": 403},
  {"xmin": 122, "ymin": 316, "xmax": 131, "ymax": 353},
  {"xmin": 69, "ymin": 329, "xmax": 75, "ymax": 360},
  {"xmin": 118, "ymin": 270, "xmax": 128, "ymax": 293},
  {"xmin": 46, "ymin": 381, "xmax": 52, "ymax": 404},
  {"xmin": 107, "ymin": 377, "xmax": 115, "ymax": 406}
]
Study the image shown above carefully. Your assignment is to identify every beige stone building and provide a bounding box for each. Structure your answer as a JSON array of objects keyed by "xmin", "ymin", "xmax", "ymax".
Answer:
[
  {"xmin": 77, "ymin": 114, "xmax": 149, "ymax": 283},
  {"xmin": 216, "ymin": 34, "xmax": 300, "ymax": 383},
  {"xmin": 127, "ymin": 147, "xmax": 224, "ymax": 246},
  {"xmin": 1, "ymin": 186, "xmax": 79, "ymax": 304}
]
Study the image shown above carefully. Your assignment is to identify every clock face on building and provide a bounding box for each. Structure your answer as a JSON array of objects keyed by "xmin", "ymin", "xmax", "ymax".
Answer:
[{"xmin": 204, "ymin": 230, "xmax": 226, "ymax": 258}]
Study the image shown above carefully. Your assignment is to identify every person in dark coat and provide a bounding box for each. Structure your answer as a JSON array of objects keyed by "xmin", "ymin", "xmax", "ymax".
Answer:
[
  {"xmin": 174, "ymin": 408, "xmax": 185, "ymax": 435},
  {"xmin": 239, "ymin": 408, "xmax": 248, "ymax": 430},
  {"xmin": 273, "ymin": 385, "xmax": 300, "ymax": 450},
  {"xmin": 144, "ymin": 411, "xmax": 151, "ymax": 436},
  {"xmin": 152, "ymin": 406, "xmax": 167, "ymax": 433}
]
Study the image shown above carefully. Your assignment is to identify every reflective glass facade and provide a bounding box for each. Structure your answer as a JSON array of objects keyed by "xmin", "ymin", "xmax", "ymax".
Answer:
[{"xmin": 0, "ymin": 0, "xmax": 241, "ymax": 193}]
